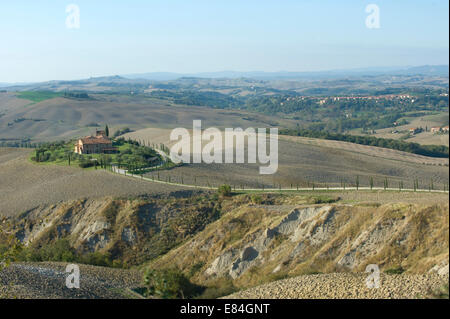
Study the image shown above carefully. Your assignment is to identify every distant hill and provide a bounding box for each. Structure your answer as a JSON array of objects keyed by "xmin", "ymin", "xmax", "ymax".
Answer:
[
  {"xmin": 392, "ymin": 65, "xmax": 449, "ymax": 76},
  {"xmin": 124, "ymin": 65, "xmax": 449, "ymax": 81},
  {"xmin": 3, "ymin": 65, "xmax": 448, "ymax": 92},
  {"xmin": 0, "ymin": 82, "xmax": 35, "ymax": 88}
]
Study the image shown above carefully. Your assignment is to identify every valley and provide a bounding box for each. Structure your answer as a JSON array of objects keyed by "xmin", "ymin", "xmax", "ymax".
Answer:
[{"xmin": 0, "ymin": 70, "xmax": 448, "ymax": 300}]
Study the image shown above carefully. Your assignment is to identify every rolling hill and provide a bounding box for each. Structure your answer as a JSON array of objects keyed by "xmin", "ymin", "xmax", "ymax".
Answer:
[
  {"xmin": 0, "ymin": 92, "xmax": 288, "ymax": 143},
  {"xmin": 0, "ymin": 148, "xmax": 202, "ymax": 216},
  {"xmin": 124, "ymin": 127, "xmax": 449, "ymax": 190}
]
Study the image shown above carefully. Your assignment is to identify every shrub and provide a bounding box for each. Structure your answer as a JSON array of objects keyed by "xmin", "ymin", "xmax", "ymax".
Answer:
[
  {"xmin": 250, "ymin": 194, "xmax": 262, "ymax": 204},
  {"xmin": 218, "ymin": 184, "xmax": 232, "ymax": 197},
  {"xmin": 35, "ymin": 239, "xmax": 76, "ymax": 262},
  {"xmin": 79, "ymin": 161, "xmax": 94, "ymax": 168},
  {"xmin": 0, "ymin": 231, "xmax": 23, "ymax": 271},
  {"xmin": 14, "ymin": 240, "xmax": 119, "ymax": 267},
  {"xmin": 80, "ymin": 252, "xmax": 112, "ymax": 267},
  {"xmin": 384, "ymin": 266, "xmax": 405, "ymax": 275},
  {"xmin": 112, "ymin": 259, "xmax": 128, "ymax": 269},
  {"xmin": 428, "ymin": 284, "xmax": 449, "ymax": 299},
  {"xmin": 143, "ymin": 268, "xmax": 202, "ymax": 299},
  {"xmin": 188, "ymin": 262, "xmax": 205, "ymax": 277},
  {"xmin": 102, "ymin": 203, "xmax": 118, "ymax": 225},
  {"xmin": 113, "ymin": 127, "xmax": 132, "ymax": 138},
  {"xmin": 306, "ymin": 196, "xmax": 339, "ymax": 204},
  {"xmin": 196, "ymin": 278, "xmax": 237, "ymax": 299}
]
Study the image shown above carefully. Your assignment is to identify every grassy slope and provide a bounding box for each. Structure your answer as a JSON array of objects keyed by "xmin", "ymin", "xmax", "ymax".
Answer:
[{"xmin": 15, "ymin": 91, "xmax": 64, "ymax": 103}]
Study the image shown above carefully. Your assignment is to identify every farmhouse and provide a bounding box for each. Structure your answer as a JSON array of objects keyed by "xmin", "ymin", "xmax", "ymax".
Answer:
[
  {"xmin": 431, "ymin": 127, "xmax": 441, "ymax": 133},
  {"xmin": 74, "ymin": 129, "xmax": 117, "ymax": 154},
  {"xmin": 409, "ymin": 127, "xmax": 422, "ymax": 135},
  {"xmin": 431, "ymin": 126, "xmax": 449, "ymax": 134}
]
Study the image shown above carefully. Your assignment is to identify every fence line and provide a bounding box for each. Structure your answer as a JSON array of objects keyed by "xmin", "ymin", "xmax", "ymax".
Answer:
[{"xmin": 108, "ymin": 165, "xmax": 449, "ymax": 194}]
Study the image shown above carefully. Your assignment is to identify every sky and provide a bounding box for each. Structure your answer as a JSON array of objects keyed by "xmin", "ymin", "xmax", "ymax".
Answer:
[{"xmin": 0, "ymin": 0, "xmax": 448, "ymax": 82}]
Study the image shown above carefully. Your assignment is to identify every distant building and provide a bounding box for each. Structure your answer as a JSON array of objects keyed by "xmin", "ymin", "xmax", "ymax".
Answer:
[
  {"xmin": 409, "ymin": 127, "xmax": 422, "ymax": 135},
  {"xmin": 431, "ymin": 126, "xmax": 449, "ymax": 134},
  {"xmin": 431, "ymin": 127, "xmax": 441, "ymax": 133},
  {"xmin": 95, "ymin": 129, "xmax": 107, "ymax": 137},
  {"xmin": 74, "ymin": 130, "xmax": 117, "ymax": 154}
]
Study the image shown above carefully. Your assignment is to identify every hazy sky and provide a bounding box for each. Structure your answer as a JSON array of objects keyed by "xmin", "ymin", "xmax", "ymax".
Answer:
[{"xmin": 0, "ymin": 0, "xmax": 448, "ymax": 82}]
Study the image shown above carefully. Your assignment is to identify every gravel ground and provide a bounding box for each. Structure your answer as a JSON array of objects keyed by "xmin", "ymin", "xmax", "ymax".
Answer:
[
  {"xmin": 1, "ymin": 263, "xmax": 447, "ymax": 299},
  {"xmin": 224, "ymin": 273, "xmax": 449, "ymax": 299},
  {"xmin": 0, "ymin": 262, "xmax": 143, "ymax": 299}
]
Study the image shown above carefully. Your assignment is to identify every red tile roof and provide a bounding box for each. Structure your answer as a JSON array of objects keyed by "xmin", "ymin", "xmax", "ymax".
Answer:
[{"xmin": 80, "ymin": 136, "xmax": 112, "ymax": 144}]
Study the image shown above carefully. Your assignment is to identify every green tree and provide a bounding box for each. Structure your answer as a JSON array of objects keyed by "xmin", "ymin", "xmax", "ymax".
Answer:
[
  {"xmin": 143, "ymin": 268, "xmax": 200, "ymax": 299},
  {"xmin": 0, "ymin": 223, "xmax": 23, "ymax": 272},
  {"xmin": 105, "ymin": 124, "xmax": 109, "ymax": 137}
]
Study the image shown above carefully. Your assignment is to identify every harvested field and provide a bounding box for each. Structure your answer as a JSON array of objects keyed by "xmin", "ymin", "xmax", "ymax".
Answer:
[
  {"xmin": 279, "ymin": 135, "xmax": 448, "ymax": 166},
  {"xmin": 407, "ymin": 131, "xmax": 449, "ymax": 146},
  {"xmin": 125, "ymin": 128, "xmax": 449, "ymax": 190},
  {"xmin": 0, "ymin": 93, "xmax": 289, "ymax": 142},
  {"xmin": 0, "ymin": 92, "xmax": 31, "ymax": 112},
  {"xmin": 0, "ymin": 148, "xmax": 197, "ymax": 216}
]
